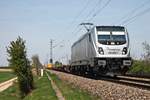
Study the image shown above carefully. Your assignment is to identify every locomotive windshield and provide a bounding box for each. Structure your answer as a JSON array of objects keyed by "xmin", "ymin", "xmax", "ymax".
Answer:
[
  {"xmin": 96, "ymin": 26, "xmax": 126, "ymax": 45},
  {"xmin": 98, "ymin": 34, "xmax": 126, "ymax": 45}
]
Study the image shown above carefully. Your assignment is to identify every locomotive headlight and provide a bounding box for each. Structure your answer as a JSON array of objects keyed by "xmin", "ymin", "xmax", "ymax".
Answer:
[
  {"xmin": 98, "ymin": 47, "xmax": 104, "ymax": 55},
  {"xmin": 122, "ymin": 47, "xmax": 127, "ymax": 55}
]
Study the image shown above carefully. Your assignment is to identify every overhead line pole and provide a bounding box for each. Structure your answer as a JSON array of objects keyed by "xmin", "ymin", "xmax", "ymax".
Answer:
[
  {"xmin": 49, "ymin": 39, "xmax": 65, "ymax": 65},
  {"xmin": 50, "ymin": 39, "xmax": 53, "ymax": 64}
]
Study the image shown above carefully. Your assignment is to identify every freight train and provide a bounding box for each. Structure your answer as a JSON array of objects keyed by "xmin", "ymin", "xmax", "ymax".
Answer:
[{"xmin": 54, "ymin": 26, "xmax": 132, "ymax": 76}]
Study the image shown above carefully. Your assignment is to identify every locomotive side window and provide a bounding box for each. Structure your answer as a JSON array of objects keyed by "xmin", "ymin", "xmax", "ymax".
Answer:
[{"xmin": 89, "ymin": 34, "xmax": 91, "ymax": 42}]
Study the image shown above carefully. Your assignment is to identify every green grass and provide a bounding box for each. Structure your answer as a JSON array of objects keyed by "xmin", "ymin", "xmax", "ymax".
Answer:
[
  {"xmin": 47, "ymin": 71, "xmax": 100, "ymax": 100},
  {"xmin": 128, "ymin": 60, "xmax": 150, "ymax": 74},
  {"xmin": 0, "ymin": 70, "xmax": 101, "ymax": 100},
  {"xmin": 0, "ymin": 72, "xmax": 58, "ymax": 100},
  {"xmin": 0, "ymin": 82, "xmax": 20, "ymax": 100},
  {"xmin": 24, "ymin": 72, "xmax": 57, "ymax": 100},
  {"xmin": 0, "ymin": 72, "xmax": 16, "ymax": 83}
]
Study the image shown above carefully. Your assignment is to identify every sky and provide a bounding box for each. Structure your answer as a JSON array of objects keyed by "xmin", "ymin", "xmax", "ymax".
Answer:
[{"xmin": 0, "ymin": 0, "xmax": 150, "ymax": 66}]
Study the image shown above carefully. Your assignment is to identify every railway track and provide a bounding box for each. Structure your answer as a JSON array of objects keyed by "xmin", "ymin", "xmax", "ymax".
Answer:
[
  {"xmin": 50, "ymin": 70, "xmax": 150, "ymax": 100},
  {"xmin": 51, "ymin": 69, "xmax": 150, "ymax": 90},
  {"xmin": 125, "ymin": 73, "xmax": 150, "ymax": 78},
  {"xmin": 100, "ymin": 76, "xmax": 150, "ymax": 90},
  {"xmin": 117, "ymin": 75, "xmax": 150, "ymax": 84}
]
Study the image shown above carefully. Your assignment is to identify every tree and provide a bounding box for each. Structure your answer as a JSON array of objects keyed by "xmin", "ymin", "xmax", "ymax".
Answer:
[
  {"xmin": 32, "ymin": 55, "xmax": 43, "ymax": 76},
  {"xmin": 142, "ymin": 41, "xmax": 150, "ymax": 64},
  {"xmin": 7, "ymin": 36, "xmax": 34, "ymax": 98},
  {"xmin": 55, "ymin": 61, "xmax": 62, "ymax": 67}
]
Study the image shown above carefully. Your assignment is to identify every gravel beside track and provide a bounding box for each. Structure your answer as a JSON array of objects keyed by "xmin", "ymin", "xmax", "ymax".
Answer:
[{"xmin": 50, "ymin": 70, "xmax": 150, "ymax": 100}]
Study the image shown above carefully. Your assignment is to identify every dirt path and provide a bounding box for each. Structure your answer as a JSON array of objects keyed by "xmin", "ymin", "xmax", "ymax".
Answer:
[
  {"xmin": 0, "ymin": 77, "xmax": 17, "ymax": 92},
  {"xmin": 45, "ymin": 71, "xmax": 65, "ymax": 100},
  {"xmin": 0, "ymin": 69, "xmax": 12, "ymax": 72}
]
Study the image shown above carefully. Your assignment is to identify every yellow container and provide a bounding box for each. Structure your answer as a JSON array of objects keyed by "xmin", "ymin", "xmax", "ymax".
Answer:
[{"xmin": 47, "ymin": 63, "xmax": 53, "ymax": 69}]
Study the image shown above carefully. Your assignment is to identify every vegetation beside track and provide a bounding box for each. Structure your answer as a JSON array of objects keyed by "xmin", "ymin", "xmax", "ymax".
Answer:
[
  {"xmin": 24, "ymin": 72, "xmax": 57, "ymax": 100},
  {"xmin": 128, "ymin": 60, "xmax": 150, "ymax": 75},
  {"xmin": 0, "ymin": 72, "xmax": 57, "ymax": 100},
  {"xmin": 47, "ymin": 71, "xmax": 100, "ymax": 100},
  {"xmin": 0, "ymin": 72, "xmax": 15, "ymax": 83}
]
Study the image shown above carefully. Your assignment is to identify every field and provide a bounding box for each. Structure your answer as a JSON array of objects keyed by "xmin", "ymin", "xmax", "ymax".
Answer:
[{"xmin": 0, "ymin": 72, "xmax": 15, "ymax": 83}]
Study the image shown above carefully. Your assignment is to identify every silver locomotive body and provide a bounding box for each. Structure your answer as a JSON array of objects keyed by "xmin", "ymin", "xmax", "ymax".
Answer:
[{"xmin": 71, "ymin": 26, "xmax": 132, "ymax": 76}]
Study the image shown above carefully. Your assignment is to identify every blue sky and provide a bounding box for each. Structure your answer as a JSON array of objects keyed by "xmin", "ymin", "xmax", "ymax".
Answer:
[{"xmin": 0, "ymin": 0, "xmax": 150, "ymax": 66}]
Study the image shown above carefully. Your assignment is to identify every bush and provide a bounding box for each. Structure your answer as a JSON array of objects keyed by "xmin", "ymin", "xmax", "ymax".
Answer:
[
  {"xmin": 32, "ymin": 55, "xmax": 43, "ymax": 76},
  {"xmin": 129, "ymin": 60, "xmax": 150, "ymax": 74}
]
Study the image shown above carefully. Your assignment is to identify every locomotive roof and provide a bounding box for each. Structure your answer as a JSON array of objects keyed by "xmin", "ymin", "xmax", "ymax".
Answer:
[
  {"xmin": 96, "ymin": 26, "xmax": 124, "ymax": 28},
  {"xmin": 96, "ymin": 26, "xmax": 125, "ymax": 31}
]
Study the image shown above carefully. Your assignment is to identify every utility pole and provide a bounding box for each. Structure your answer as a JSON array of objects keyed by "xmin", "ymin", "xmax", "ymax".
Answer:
[{"xmin": 50, "ymin": 39, "xmax": 53, "ymax": 64}]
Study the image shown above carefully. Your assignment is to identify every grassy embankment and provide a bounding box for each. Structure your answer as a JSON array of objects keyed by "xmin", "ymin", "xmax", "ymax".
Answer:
[
  {"xmin": 47, "ymin": 71, "xmax": 100, "ymax": 100},
  {"xmin": 0, "ymin": 72, "xmax": 15, "ymax": 83},
  {"xmin": 0, "ymin": 72, "xmax": 57, "ymax": 100},
  {"xmin": 128, "ymin": 60, "xmax": 150, "ymax": 74},
  {"xmin": 0, "ymin": 70, "xmax": 100, "ymax": 100}
]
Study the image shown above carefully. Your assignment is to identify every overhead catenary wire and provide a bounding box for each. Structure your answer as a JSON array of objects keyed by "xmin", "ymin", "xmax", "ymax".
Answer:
[
  {"xmin": 57, "ymin": 0, "xmax": 92, "ymax": 55},
  {"xmin": 70, "ymin": 0, "xmax": 112, "ymax": 38},
  {"xmin": 68, "ymin": 0, "xmax": 112, "ymax": 39},
  {"xmin": 87, "ymin": 0, "xmax": 112, "ymax": 22},
  {"xmin": 55, "ymin": 0, "xmax": 112, "ymax": 62},
  {"xmin": 85, "ymin": 0, "xmax": 103, "ymax": 20},
  {"xmin": 72, "ymin": 27, "xmax": 83, "ymax": 37},
  {"xmin": 69, "ymin": 0, "xmax": 102, "ymax": 37},
  {"xmin": 49, "ymin": 0, "xmax": 112, "ymax": 63},
  {"xmin": 115, "ymin": 0, "xmax": 150, "ymax": 25},
  {"xmin": 69, "ymin": 0, "xmax": 91, "ymax": 27},
  {"xmin": 72, "ymin": 0, "xmax": 104, "ymax": 38},
  {"xmin": 52, "ymin": 40, "xmax": 65, "ymax": 48},
  {"xmin": 59, "ymin": 0, "xmax": 112, "ymax": 47},
  {"xmin": 65, "ymin": 0, "xmax": 92, "ymax": 36},
  {"xmin": 121, "ymin": 7, "xmax": 150, "ymax": 26}
]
